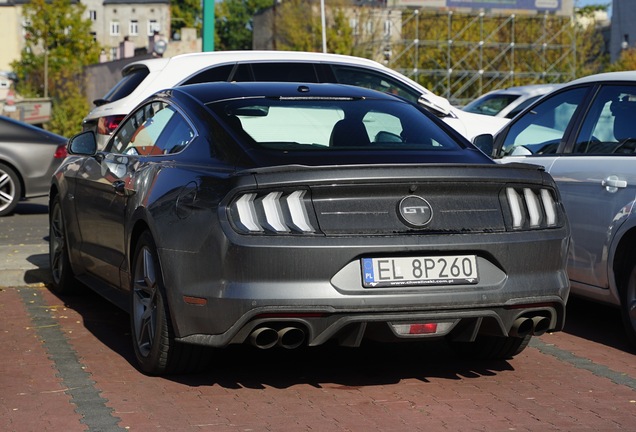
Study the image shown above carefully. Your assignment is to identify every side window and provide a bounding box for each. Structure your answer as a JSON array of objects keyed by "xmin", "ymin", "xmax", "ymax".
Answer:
[
  {"xmin": 250, "ymin": 63, "xmax": 318, "ymax": 82},
  {"xmin": 500, "ymin": 87, "xmax": 587, "ymax": 156},
  {"xmin": 109, "ymin": 102, "xmax": 194, "ymax": 155},
  {"xmin": 182, "ymin": 64, "xmax": 234, "ymax": 85},
  {"xmin": 330, "ymin": 65, "xmax": 420, "ymax": 102},
  {"xmin": 572, "ymin": 85, "xmax": 636, "ymax": 154}
]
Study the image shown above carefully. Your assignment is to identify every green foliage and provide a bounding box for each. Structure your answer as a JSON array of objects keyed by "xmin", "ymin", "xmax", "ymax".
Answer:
[
  {"xmin": 606, "ymin": 48, "xmax": 636, "ymax": 72},
  {"xmin": 215, "ymin": 0, "xmax": 273, "ymax": 50},
  {"xmin": 171, "ymin": 0, "xmax": 202, "ymax": 37},
  {"xmin": 11, "ymin": 0, "xmax": 101, "ymax": 136}
]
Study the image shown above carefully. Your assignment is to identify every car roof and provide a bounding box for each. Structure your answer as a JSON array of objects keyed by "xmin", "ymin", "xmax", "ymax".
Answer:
[
  {"xmin": 170, "ymin": 81, "xmax": 406, "ymax": 104},
  {"xmin": 117, "ymin": 50, "xmax": 437, "ymax": 101},
  {"xmin": 122, "ymin": 50, "xmax": 404, "ymax": 76},
  {"xmin": 568, "ymin": 71, "xmax": 636, "ymax": 85},
  {"xmin": 484, "ymin": 84, "xmax": 563, "ymax": 97}
]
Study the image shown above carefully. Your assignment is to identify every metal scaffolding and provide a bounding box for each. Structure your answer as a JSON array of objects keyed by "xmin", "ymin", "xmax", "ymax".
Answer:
[{"xmin": 387, "ymin": 9, "xmax": 577, "ymax": 105}]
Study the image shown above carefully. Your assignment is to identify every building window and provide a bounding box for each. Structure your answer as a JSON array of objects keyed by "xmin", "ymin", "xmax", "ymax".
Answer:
[
  {"xmin": 384, "ymin": 19, "xmax": 392, "ymax": 37},
  {"xmin": 110, "ymin": 21, "xmax": 120, "ymax": 36},
  {"xmin": 148, "ymin": 19, "xmax": 160, "ymax": 36},
  {"xmin": 89, "ymin": 10, "xmax": 97, "ymax": 21},
  {"xmin": 90, "ymin": 32, "xmax": 97, "ymax": 42},
  {"xmin": 129, "ymin": 20, "xmax": 139, "ymax": 36},
  {"xmin": 365, "ymin": 20, "xmax": 375, "ymax": 35},
  {"xmin": 110, "ymin": 47, "xmax": 119, "ymax": 60},
  {"xmin": 350, "ymin": 18, "xmax": 359, "ymax": 36}
]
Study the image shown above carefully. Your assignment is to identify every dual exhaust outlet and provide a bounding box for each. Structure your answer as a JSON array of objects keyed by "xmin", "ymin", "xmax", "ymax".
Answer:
[
  {"xmin": 510, "ymin": 316, "xmax": 551, "ymax": 338},
  {"xmin": 249, "ymin": 326, "xmax": 306, "ymax": 350}
]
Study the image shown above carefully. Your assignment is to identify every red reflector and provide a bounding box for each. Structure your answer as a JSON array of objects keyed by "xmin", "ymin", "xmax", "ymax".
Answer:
[
  {"xmin": 183, "ymin": 296, "xmax": 207, "ymax": 306},
  {"xmin": 54, "ymin": 144, "xmax": 68, "ymax": 159},
  {"xmin": 409, "ymin": 323, "xmax": 438, "ymax": 334}
]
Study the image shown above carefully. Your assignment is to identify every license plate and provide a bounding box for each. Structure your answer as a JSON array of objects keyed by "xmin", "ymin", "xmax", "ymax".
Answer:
[{"xmin": 361, "ymin": 255, "xmax": 479, "ymax": 288}]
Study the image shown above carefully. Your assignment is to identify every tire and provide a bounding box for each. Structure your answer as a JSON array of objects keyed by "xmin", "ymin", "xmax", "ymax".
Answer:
[
  {"xmin": 0, "ymin": 162, "xmax": 21, "ymax": 216},
  {"xmin": 130, "ymin": 231, "xmax": 211, "ymax": 375},
  {"xmin": 49, "ymin": 195, "xmax": 77, "ymax": 294},
  {"xmin": 621, "ymin": 261, "xmax": 636, "ymax": 349},
  {"xmin": 451, "ymin": 334, "xmax": 532, "ymax": 360}
]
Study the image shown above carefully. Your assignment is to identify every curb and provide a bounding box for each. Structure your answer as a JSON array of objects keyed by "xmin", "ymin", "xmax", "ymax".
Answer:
[{"xmin": 0, "ymin": 244, "xmax": 52, "ymax": 287}]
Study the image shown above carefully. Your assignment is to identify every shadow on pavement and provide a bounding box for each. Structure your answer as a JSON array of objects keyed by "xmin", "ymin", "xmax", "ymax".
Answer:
[
  {"xmin": 563, "ymin": 295, "xmax": 633, "ymax": 353},
  {"xmin": 48, "ymin": 285, "xmax": 517, "ymax": 389},
  {"xmin": 45, "ymin": 283, "xmax": 635, "ymax": 389},
  {"xmin": 13, "ymin": 200, "xmax": 48, "ymax": 215}
]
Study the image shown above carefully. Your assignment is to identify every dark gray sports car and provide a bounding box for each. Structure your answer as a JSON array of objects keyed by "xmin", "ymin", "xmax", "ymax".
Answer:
[{"xmin": 50, "ymin": 82, "xmax": 570, "ymax": 375}]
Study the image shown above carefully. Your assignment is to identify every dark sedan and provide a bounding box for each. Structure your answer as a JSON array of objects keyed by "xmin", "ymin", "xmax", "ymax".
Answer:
[
  {"xmin": 50, "ymin": 82, "xmax": 570, "ymax": 375},
  {"xmin": 0, "ymin": 115, "xmax": 67, "ymax": 216}
]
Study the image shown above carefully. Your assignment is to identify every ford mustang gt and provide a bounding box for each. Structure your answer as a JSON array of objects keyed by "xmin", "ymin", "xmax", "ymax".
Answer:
[{"xmin": 50, "ymin": 82, "xmax": 570, "ymax": 375}]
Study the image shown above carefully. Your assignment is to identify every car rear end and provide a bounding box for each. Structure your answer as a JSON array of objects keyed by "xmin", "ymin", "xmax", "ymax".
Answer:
[{"xmin": 162, "ymin": 162, "xmax": 569, "ymax": 354}]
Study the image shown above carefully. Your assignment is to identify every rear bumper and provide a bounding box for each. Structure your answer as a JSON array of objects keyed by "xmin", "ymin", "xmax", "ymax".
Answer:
[{"xmin": 159, "ymin": 227, "xmax": 570, "ymax": 347}]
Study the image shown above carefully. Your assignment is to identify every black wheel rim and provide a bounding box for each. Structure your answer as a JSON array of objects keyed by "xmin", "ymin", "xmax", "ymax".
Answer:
[
  {"xmin": 132, "ymin": 247, "xmax": 158, "ymax": 358},
  {"xmin": 49, "ymin": 203, "xmax": 65, "ymax": 284},
  {"xmin": 628, "ymin": 271, "xmax": 636, "ymax": 336}
]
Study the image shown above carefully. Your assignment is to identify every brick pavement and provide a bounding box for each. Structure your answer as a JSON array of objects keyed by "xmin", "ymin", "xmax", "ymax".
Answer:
[{"xmin": 2, "ymin": 282, "xmax": 636, "ymax": 432}]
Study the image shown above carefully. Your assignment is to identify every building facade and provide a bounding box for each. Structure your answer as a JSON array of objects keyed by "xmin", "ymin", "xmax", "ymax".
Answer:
[{"xmin": 0, "ymin": 0, "xmax": 170, "ymax": 72}]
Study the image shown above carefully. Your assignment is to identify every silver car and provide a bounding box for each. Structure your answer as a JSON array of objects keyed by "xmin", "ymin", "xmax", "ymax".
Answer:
[
  {"xmin": 463, "ymin": 84, "xmax": 562, "ymax": 119},
  {"xmin": 491, "ymin": 71, "xmax": 636, "ymax": 348},
  {"xmin": 0, "ymin": 115, "xmax": 67, "ymax": 216}
]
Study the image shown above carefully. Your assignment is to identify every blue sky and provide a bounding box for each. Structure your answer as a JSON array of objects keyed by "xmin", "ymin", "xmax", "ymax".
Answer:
[{"xmin": 575, "ymin": 0, "xmax": 612, "ymax": 16}]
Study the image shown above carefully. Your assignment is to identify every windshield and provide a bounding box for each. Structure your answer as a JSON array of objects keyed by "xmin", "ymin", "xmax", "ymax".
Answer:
[
  {"xmin": 464, "ymin": 94, "xmax": 521, "ymax": 116},
  {"xmin": 208, "ymin": 97, "xmax": 464, "ymax": 153}
]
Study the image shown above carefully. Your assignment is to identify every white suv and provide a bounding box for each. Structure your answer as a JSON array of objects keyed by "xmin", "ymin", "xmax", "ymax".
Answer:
[{"xmin": 84, "ymin": 51, "xmax": 508, "ymax": 149}]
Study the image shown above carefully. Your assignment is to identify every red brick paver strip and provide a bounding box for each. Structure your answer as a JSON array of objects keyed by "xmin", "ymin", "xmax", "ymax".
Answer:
[{"xmin": 2, "ymin": 284, "xmax": 635, "ymax": 431}]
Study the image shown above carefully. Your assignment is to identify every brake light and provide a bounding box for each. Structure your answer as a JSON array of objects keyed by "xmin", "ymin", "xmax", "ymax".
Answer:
[
  {"xmin": 54, "ymin": 144, "xmax": 67, "ymax": 159},
  {"xmin": 230, "ymin": 189, "xmax": 316, "ymax": 234},
  {"xmin": 505, "ymin": 186, "xmax": 559, "ymax": 230},
  {"xmin": 97, "ymin": 115, "xmax": 125, "ymax": 135}
]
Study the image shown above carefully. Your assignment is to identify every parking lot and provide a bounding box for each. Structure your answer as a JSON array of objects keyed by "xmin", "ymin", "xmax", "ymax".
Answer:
[{"xmin": 0, "ymin": 198, "xmax": 635, "ymax": 431}]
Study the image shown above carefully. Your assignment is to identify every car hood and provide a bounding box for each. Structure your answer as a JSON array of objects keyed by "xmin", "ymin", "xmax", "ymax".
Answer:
[{"xmin": 447, "ymin": 109, "xmax": 510, "ymax": 141}]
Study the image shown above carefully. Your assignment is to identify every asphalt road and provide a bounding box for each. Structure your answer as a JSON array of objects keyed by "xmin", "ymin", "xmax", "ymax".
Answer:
[{"xmin": 1, "ymin": 195, "xmax": 635, "ymax": 431}]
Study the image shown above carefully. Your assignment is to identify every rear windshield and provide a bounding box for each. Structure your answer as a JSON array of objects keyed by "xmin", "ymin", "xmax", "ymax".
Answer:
[
  {"xmin": 208, "ymin": 97, "xmax": 464, "ymax": 152},
  {"xmin": 101, "ymin": 67, "xmax": 150, "ymax": 103}
]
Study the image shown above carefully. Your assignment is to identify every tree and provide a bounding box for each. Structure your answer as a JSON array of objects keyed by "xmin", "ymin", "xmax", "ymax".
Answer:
[
  {"xmin": 606, "ymin": 48, "xmax": 636, "ymax": 72},
  {"xmin": 12, "ymin": 0, "xmax": 101, "ymax": 136},
  {"xmin": 170, "ymin": 0, "xmax": 202, "ymax": 37},
  {"xmin": 215, "ymin": 0, "xmax": 273, "ymax": 50}
]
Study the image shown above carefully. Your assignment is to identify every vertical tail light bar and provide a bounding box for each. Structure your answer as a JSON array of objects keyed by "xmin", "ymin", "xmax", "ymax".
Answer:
[
  {"xmin": 235, "ymin": 193, "xmax": 262, "ymax": 232},
  {"xmin": 506, "ymin": 187, "xmax": 524, "ymax": 229},
  {"xmin": 285, "ymin": 190, "xmax": 314, "ymax": 233},
  {"xmin": 541, "ymin": 189, "xmax": 557, "ymax": 226},
  {"xmin": 523, "ymin": 188, "xmax": 541, "ymax": 227},
  {"xmin": 261, "ymin": 192, "xmax": 288, "ymax": 233}
]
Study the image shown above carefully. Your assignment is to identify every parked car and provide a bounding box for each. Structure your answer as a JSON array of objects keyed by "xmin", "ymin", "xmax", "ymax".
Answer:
[
  {"xmin": 52, "ymin": 82, "xmax": 569, "ymax": 375},
  {"xmin": 0, "ymin": 115, "xmax": 67, "ymax": 216},
  {"xmin": 485, "ymin": 71, "xmax": 636, "ymax": 348},
  {"xmin": 463, "ymin": 84, "xmax": 562, "ymax": 119},
  {"xmin": 83, "ymin": 51, "xmax": 508, "ymax": 149}
]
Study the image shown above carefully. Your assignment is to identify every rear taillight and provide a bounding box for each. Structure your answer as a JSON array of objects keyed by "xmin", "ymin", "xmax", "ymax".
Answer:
[
  {"xmin": 97, "ymin": 115, "xmax": 125, "ymax": 135},
  {"xmin": 505, "ymin": 186, "xmax": 559, "ymax": 230},
  {"xmin": 54, "ymin": 144, "xmax": 67, "ymax": 159},
  {"xmin": 229, "ymin": 189, "xmax": 317, "ymax": 234}
]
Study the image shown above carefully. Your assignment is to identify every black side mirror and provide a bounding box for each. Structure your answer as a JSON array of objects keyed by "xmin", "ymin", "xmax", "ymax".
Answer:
[
  {"xmin": 68, "ymin": 131, "xmax": 98, "ymax": 156},
  {"xmin": 472, "ymin": 134, "xmax": 494, "ymax": 157}
]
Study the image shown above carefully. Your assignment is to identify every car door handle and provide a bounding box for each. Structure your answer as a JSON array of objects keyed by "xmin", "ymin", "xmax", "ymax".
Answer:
[{"xmin": 601, "ymin": 175, "xmax": 627, "ymax": 192}]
